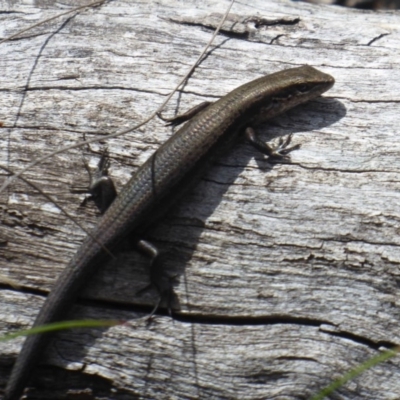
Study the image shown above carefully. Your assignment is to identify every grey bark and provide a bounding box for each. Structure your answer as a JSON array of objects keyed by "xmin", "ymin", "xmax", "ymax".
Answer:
[{"xmin": 1, "ymin": 0, "xmax": 400, "ymax": 399}]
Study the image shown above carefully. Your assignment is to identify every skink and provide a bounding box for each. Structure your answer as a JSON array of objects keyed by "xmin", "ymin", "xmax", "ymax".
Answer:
[{"xmin": 4, "ymin": 65, "xmax": 334, "ymax": 399}]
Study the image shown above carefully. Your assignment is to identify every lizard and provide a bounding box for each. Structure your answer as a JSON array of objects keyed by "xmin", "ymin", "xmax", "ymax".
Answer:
[{"xmin": 4, "ymin": 65, "xmax": 334, "ymax": 399}]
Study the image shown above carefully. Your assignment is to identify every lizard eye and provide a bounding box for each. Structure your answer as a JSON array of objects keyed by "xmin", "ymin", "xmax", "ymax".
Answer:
[{"xmin": 297, "ymin": 84, "xmax": 311, "ymax": 93}]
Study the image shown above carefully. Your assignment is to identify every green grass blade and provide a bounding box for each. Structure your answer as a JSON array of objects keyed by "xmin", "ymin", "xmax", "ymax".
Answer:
[
  {"xmin": 0, "ymin": 319, "xmax": 122, "ymax": 342},
  {"xmin": 310, "ymin": 346, "xmax": 399, "ymax": 400}
]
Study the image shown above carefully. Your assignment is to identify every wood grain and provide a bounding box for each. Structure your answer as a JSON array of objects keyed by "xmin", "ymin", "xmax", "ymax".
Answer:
[{"xmin": 1, "ymin": 0, "xmax": 400, "ymax": 398}]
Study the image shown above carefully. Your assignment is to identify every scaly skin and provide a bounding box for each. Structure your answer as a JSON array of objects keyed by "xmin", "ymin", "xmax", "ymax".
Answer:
[{"xmin": 5, "ymin": 66, "xmax": 334, "ymax": 399}]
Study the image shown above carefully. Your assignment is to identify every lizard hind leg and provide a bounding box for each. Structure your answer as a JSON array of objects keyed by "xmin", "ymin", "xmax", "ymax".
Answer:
[
  {"xmin": 87, "ymin": 150, "xmax": 117, "ymax": 213},
  {"xmin": 73, "ymin": 148, "xmax": 117, "ymax": 213},
  {"xmin": 136, "ymin": 239, "xmax": 175, "ymax": 318}
]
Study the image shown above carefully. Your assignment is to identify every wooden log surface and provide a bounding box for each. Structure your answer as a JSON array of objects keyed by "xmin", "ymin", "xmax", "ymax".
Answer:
[{"xmin": 1, "ymin": 0, "xmax": 400, "ymax": 398}]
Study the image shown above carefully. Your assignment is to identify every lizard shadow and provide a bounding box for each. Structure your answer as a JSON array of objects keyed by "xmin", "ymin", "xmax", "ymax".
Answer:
[
  {"xmin": 60, "ymin": 97, "xmax": 346, "ymax": 385},
  {"xmin": 84, "ymin": 97, "xmax": 346, "ymax": 315},
  {"xmin": 150, "ymin": 97, "xmax": 346, "ymax": 314}
]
